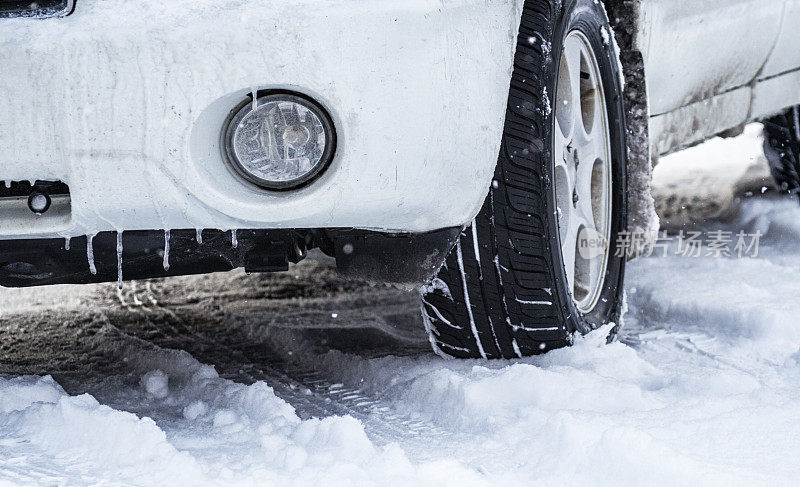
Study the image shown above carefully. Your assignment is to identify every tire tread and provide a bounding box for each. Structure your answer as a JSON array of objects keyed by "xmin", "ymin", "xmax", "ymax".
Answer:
[{"xmin": 421, "ymin": 0, "xmax": 570, "ymax": 359}]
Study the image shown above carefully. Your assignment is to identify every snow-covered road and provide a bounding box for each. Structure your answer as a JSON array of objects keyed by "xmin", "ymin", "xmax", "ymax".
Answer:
[{"xmin": 2, "ymin": 128, "xmax": 800, "ymax": 486}]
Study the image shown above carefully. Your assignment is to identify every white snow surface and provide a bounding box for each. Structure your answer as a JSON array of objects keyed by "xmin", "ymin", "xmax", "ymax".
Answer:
[
  {"xmin": 3, "ymin": 134, "xmax": 800, "ymax": 485},
  {"xmin": 3, "ymin": 196, "xmax": 800, "ymax": 486}
]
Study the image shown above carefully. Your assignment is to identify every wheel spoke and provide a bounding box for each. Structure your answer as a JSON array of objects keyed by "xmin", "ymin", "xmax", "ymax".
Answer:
[
  {"xmin": 553, "ymin": 125, "xmax": 569, "ymax": 173},
  {"xmin": 564, "ymin": 37, "xmax": 582, "ymax": 141},
  {"xmin": 553, "ymin": 126, "xmax": 574, "ymax": 240},
  {"xmin": 564, "ymin": 36, "xmax": 583, "ymax": 118},
  {"xmin": 556, "ymin": 38, "xmax": 581, "ymax": 141},
  {"xmin": 575, "ymin": 128, "xmax": 605, "ymax": 167},
  {"xmin": 574, "ymin": 138, "xmax": 603, "ymax": 216},
  {"xmin": 561, "ymin": 218, "xmax": 578, "ymax": 292}
]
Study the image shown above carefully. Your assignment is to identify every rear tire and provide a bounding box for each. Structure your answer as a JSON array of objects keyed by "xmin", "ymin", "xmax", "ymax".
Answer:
[
  {"xmin": 763, "ymin": 106, "xmax": 800, "ymax": 200},
  {"xmin": 421, "ymin": 0, "xmax": 628, "ymax": 359}
]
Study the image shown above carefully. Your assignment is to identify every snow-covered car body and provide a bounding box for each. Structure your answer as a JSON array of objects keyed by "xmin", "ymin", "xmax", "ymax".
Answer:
[
  {"xmin": 1, "ymin": 0, "xmax": 798, "ymax": 287},
  {"xmin": 638, "ymin": 0, "xmax": 800, "ymax": 155},
  {"xmin": 1, "ymin": 0, "xmax": 520, "ymax": 237}
]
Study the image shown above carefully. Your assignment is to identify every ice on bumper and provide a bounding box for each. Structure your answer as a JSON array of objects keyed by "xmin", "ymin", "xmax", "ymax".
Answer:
[{"xmin": 0, "ymin": 0, "xmax": 523, "ymax": 238}]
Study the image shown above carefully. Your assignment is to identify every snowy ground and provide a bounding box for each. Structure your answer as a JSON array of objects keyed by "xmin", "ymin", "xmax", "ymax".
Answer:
[{"xmin": 2, "ymin": 127, "xmax": 800, "ymax": 486}]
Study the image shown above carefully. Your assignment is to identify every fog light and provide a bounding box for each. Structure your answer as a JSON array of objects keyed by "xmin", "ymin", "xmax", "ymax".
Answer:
[{"xmin": 221, "ymin": 92, "xmax": 336, "ymax": 190}]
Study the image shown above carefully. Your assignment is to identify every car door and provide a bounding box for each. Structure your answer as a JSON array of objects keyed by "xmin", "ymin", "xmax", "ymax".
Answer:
[
  {"xmin": 641, "ymin": 0, "xmax": 783, "ymax": 116},
  {"xmin": 760, "ymin": 0, "xmax": 800, "ymax": 78},
  {"xmin": 640, "ymin": 0, "xmax": 784, "ymax": 153},
  {"xmin": 751, "ymin": 0, "xmax": 800, "ymax": 119}
]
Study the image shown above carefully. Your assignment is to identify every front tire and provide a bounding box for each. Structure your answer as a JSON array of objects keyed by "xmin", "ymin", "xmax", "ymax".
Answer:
[{"xmin": 421, "ymin": 0, "xmax": 628, "ymax": 359}]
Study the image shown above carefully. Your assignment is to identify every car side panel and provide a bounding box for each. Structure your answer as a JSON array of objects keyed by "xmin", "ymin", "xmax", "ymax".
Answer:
[
  {"xmin": 761, "ymin": 0, "xmax": 800, "ymax": 79},
  {"xmin": 640, "ymin": 0, "xmax": 783, "ymax": 117}
]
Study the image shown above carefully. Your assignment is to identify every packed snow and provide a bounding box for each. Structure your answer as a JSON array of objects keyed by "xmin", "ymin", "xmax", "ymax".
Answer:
[{"xmin": 2, "ymin": 128, "xmax": 800, "ymax": 485}]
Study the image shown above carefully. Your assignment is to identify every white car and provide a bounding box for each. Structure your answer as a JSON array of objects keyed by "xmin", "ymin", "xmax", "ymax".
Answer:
[{"xmin": 2, "ymin": 0, "xmax": 799, "ymax": 358}]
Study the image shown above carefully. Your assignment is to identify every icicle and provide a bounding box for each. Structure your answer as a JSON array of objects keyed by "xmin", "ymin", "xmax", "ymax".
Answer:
[
  {"xmin": 4, "ymin": 180, "xmax": 10, "ymax": 188},
  {"xmin": 231, "ymin": 229, "xmax": 238, "ymax": 248},
  {"xmin": 195, "ymin": 228, "xmax": 203, "ymax": 244},
  {"xmin": 87, "ymin": 234, "xmax": 97, "ymax": 275},
  {"xmin": 251, "ymin": 87, "xmax": 258, "ymax": 109},
  {"xmin": 116, "ymin": 231, "xmax": 123, "ymax": 289},
  {"xmin": 64, "ymin": 236, "xmax": 71, "ymax": 251},
  {"xmin": 163, "ymin": 230, "xmax": 171, "ymax": 271}
]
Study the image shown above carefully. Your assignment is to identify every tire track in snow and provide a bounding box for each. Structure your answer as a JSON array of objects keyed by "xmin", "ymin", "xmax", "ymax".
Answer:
[{"xmin": 105, "ymin": 282, "xmax": 466, "ymax": 457}]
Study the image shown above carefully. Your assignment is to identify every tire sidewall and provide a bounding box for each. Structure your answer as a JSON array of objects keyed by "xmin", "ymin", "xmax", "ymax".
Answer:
[{"xmin": 546, "ymin": 0, "xmax": 628, "ymax": 334}]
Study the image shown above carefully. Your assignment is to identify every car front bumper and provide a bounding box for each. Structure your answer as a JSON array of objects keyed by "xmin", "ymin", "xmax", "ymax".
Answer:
[{"xmin": 0, "ymin": 0, "xmax": 521, "ymax": 239}]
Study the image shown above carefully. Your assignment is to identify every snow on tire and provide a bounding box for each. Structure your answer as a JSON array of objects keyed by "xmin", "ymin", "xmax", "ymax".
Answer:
[
  {"xmin": 763, "ymin": 106, "xmax": 800, "ymax": 200},
  {"xmin": 421, "ymin": 0, "xmax": 628, "ymax": 359}
]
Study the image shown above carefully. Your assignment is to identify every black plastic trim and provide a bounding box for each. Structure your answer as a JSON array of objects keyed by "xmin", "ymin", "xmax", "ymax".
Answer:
[
  {"xmin": 0, "ymin": 227, "xmax": 460, "ymax": 288},
  {"xmin": 0, "ymin": 0, "xmax": 74, "ymax": 18}
]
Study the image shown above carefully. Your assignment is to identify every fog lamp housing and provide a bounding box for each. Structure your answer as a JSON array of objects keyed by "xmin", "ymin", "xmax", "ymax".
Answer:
[{"xmin": 221, "ymin": 92, "xmax": 336, "ymax": 190}]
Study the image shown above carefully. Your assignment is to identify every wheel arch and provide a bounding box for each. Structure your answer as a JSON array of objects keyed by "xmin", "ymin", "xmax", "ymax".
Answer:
[{"xmin": 598, "ymin": 0, "xmax": 659, "ymax": 245}]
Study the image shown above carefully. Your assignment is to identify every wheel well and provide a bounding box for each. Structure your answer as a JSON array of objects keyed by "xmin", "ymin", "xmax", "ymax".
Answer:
[
  {"xmin": 600, "ymin": 0, "xmax": 659, "ymax": 247},
  {"xmin": 599, "ymin": 0, "xmax": 638, "ymax": 54}
]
